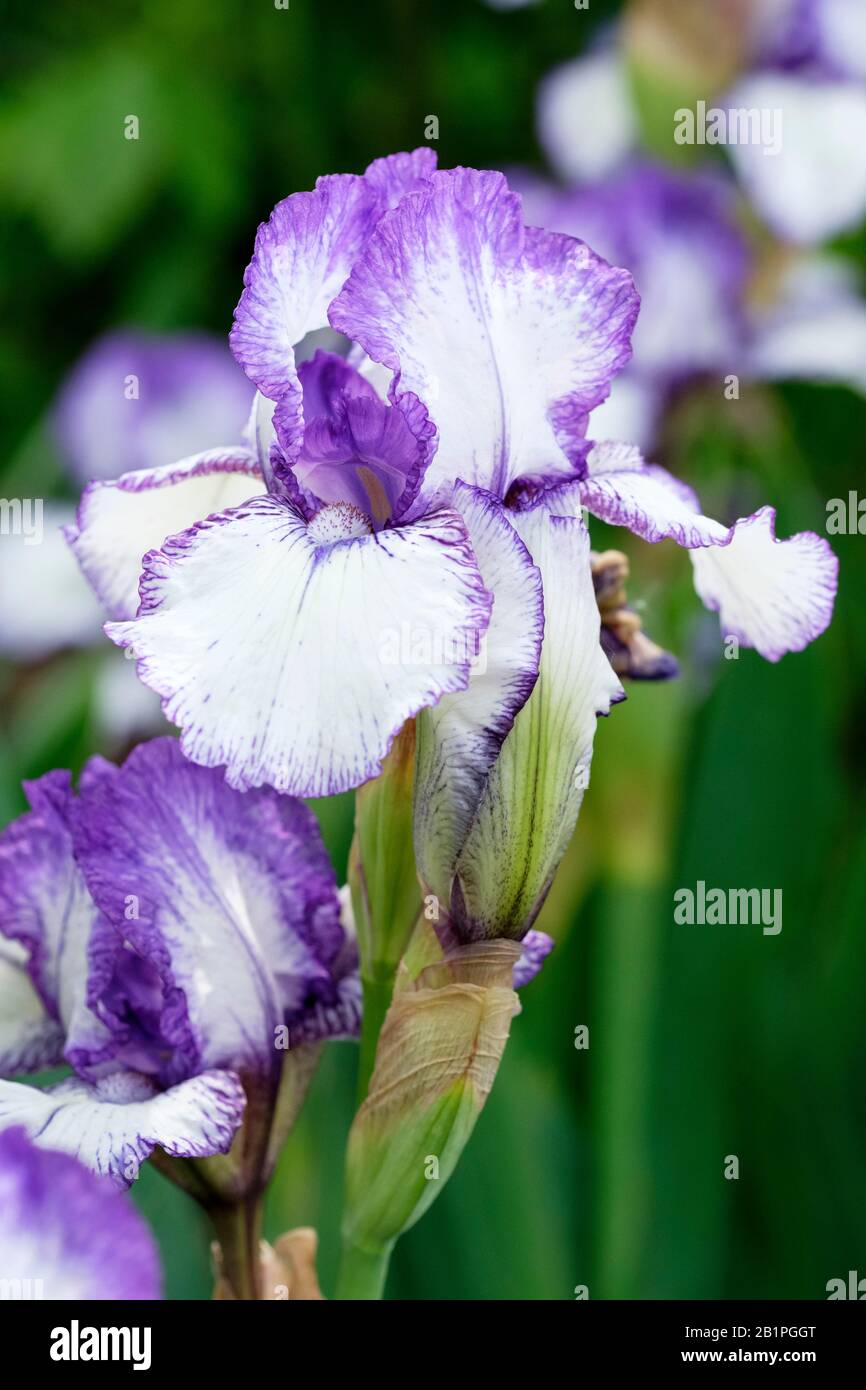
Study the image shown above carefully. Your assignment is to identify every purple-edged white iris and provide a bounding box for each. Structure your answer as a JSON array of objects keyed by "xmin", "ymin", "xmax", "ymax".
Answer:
[
  {"xmin": 69, "ymin": 153, "xmax": 638, "ymax": 800},
  {"xmin": 67, "ymin": 154, "xmax": 837, "ymax": 868},
  {"xmin": 0, "ymin": 1128, "xmax": 161, "ymax": 1299},
  {"xmin": 0, "ymin": 737, "xmax": 358, "ymax": 1189}
]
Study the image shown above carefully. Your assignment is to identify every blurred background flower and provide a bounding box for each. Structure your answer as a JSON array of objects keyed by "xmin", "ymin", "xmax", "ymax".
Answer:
[
  {"xmin": 0, "ymin": 1128, "xmax": 161, "ymax": 1299},
  {"xmin": 0, "ymin": 328, "xmax": 251, "ymax": 764},
  {"xmin": 1, "ymin": 0, "xmax": 865, "ymax": 1300}
]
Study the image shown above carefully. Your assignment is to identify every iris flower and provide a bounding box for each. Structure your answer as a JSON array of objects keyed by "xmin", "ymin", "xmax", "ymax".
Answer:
[
  {"xmin": 68, "ymin": 151, "xmax": 634, "ymax": 799},
  {"xmin": 0, "ymin": 737, "xmax": 358, "ymax": 1190},
  {"xmin": 68, "ymin": 152, "xmax": 835, "ymax": 939}
]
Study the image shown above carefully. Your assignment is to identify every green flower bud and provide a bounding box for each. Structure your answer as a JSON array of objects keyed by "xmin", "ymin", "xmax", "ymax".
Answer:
[{"xmin": 338, "ymin": 939, "xmax": 520, "ymax": 1296}]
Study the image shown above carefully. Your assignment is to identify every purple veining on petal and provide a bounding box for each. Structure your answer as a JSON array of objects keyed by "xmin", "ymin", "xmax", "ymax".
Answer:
[
  {"xmin": 577, "ymin": 442, "xmax": 732, "ymax": 548},
  {"xmin": 1, "ymin": 738, "xmax": 353, "ymax": 1189},
  {"xmin": 268, "ymin": 440, "xmax": 318, "ymax": 519},
  {"xmin": 285, "ymin": 353, "xmax": 432, "ymax": 528},
  {"xmin": 230, "ymin": 150, "xmax": 438, "ymax": 421},
  {"xmin": 0, "ymin": 1069, "xmax": 247, "ymax": 1189},
  {"xmin": 53, "ymin": 330, "xmax": 253, "ymax": 486},
  {"xmin": 330, "ymin": 166, "xmax": 639, "ymax": 507},
  {"xmin": 70, "ymin": 920, "xmax": 201, "ymax": 1086},
  {"xmin": 362, "ymin": 146, "xmax": 439, "ymax": 209},
  {"xmin": 0, "ymin": 1127, "xmax": 162, "ymax": 1299},
  {"xmin": 105, "ymin": 500, "xmax": 494, "ymax": 798},
  {"xmin": 286, "ymin": 942, "xmax": 362, "ymax": 1046},
  {"xmin": 70, "ymin": 738, "xmax": 345, "ymax": 1083},
  {"xmin": 269, "ymin": 351, "xmax": 436, "ymax": 525},
  {"xmin": 299, "ymin": 349, "xmax": 379, "ymax": 421},
  {"xmin": 230, "ymin": 173, "xmax": 375, "ymax": 401},
  {"xmin": 65, "ymin": 448, "xmax": 264, "ymax": 621}
]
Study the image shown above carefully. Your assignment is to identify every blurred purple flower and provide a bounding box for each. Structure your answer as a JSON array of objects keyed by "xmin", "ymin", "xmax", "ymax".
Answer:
[
  {"xmin": 0, "ymin": 1127, "xmax": 161, "ymax": 1299},
  {"xmin": 53, "ymin": 330, "xmax": 253, "ymax": 486},
  {"xmin": 72, "ymin": 152, "xmax": 636, "ymax": 799},
  {"xmin": 64, "ymin": 151, "xmax": 837, "ymax": 849},
  {"xmin": 0, "ymin": 737, "xmax": 358, "ymax": 1191},
  {"xmin": 537, "ymin": 1, "xmax": 866, "ymax": 246}
]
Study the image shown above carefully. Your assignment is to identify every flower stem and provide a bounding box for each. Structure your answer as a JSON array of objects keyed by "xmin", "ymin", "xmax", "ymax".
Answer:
[
  {"xmin": 334, "ymin": 1240, "xmax": 393, "ymax": 1300},
  {"xmin": 208, "ymin": 1196, "xmax": 263, "ymax": 1300},
  {"xmin": 356, "ymin": 964, "xmax": 396, "ymax": 1103}
]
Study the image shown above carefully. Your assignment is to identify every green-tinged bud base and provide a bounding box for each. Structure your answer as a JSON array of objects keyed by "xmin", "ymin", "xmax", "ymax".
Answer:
[{"xmin": 339, "ymin": 940, "xmax": 521, "ymax": 1278}]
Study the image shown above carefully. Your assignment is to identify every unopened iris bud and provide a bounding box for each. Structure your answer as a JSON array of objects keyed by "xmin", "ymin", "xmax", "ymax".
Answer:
[
  {"xmin": 415, "ymin": 506, "xmax": 624, "ymax": 944},
  {"xmin": 337, "ymin": 939, "xmax": 521, "ymax": 1298},
  {"xmin": 350, "ymin": 720, "xmax": 421, "ymax": 969}
]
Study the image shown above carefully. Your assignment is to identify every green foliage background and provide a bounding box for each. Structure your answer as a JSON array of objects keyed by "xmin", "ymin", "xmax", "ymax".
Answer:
[{"xmin": 2, "ymin": 0, "xmax": 864, "ymax": 1299}]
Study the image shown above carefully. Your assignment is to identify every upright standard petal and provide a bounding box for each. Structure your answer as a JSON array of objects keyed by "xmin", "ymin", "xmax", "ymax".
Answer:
[
  {"xmin": 231, "ymin": 174, "xmax": 375, "ymax": 402},
  {"xmin": 449, "ymin": 503, "xmax": 624, "ymax": 940},
  {"xmin": 67, "ymin": 449, "xmax": 265, "ymax": 620},
  {"xmin": 330, "ymin": 168, "xmax": 639, "ymax": 505},
  {"xmin": 107, "ymin": 498, "xmax": 492, "ymax": 797},
  {"xmin": 414, "ymin": 483, "xmax": 543, "ymax": 913},
  {"xmin": 71, "ymin": 738, "xmax": 345, "ymax": 1081},
  {"xmin": 0, "ymin": 1070, "xmax": 246, "ymax": 1189},
  {"xmin": 0, "ymin": 1128, "xmax": 161, "ymax": 1299},
  {"xmin": 230, "ymin": 151, "xmax": 437, "ymax": 459}
]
